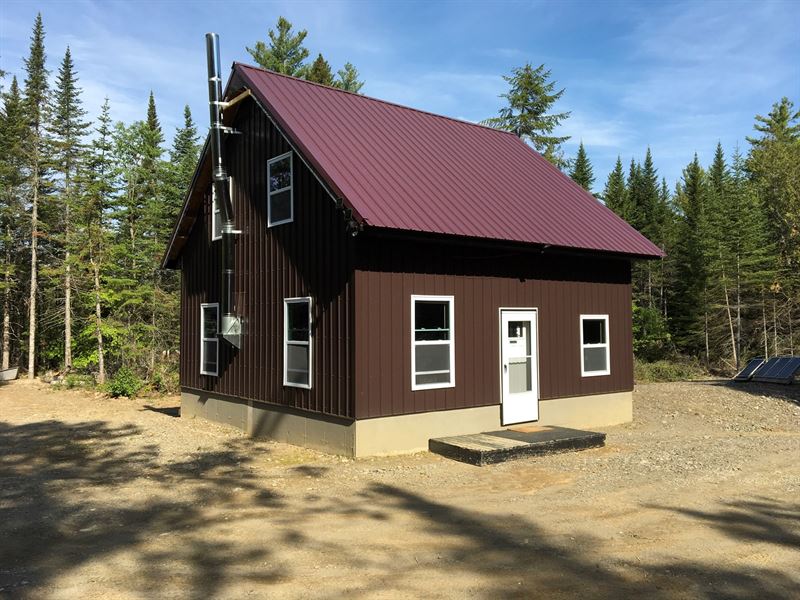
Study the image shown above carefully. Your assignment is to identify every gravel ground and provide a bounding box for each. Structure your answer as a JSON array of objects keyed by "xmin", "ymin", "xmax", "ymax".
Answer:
[{"xmin": 1, "ymin": 378, "xmax": 799, "ymax": 599}]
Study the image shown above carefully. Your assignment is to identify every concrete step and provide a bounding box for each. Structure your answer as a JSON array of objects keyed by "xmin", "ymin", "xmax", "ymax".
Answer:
[{"xmin": 429, "ymin": 425, "xmax": 606, "ymax": 466}]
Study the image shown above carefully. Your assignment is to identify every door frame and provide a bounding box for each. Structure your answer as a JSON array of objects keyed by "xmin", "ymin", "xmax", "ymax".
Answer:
[{"xmin": 498, "ymin": 307, "xmax": 540, "ymax": 426}]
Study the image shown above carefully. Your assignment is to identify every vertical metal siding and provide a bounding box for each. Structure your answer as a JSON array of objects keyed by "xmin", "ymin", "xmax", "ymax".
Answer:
[
  {"xmin": 353, "ymin": 236, "xmax": 634, "ymax": 419},
  {"xmin": 180, "ymin": 101, "xmax": 355, "ymax": 419}
]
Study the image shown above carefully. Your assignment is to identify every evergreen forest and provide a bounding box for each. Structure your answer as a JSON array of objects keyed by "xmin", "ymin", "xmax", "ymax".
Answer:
[{"xmin": 1, "ymin": 14, "xmax": 797, "ymax": 393}]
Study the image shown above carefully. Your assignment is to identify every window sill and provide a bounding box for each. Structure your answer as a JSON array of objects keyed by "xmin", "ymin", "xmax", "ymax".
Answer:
[
  {"xmin": 581, "ymin": 370, "xmax": 611, "ymax": 378},
  {"xmin": 411, "ymin": 382, "xmax": 455, "ymax": 391},
  {"xmin": 284, "ymin": 382, "xmax": 312, "ymax": 390}
]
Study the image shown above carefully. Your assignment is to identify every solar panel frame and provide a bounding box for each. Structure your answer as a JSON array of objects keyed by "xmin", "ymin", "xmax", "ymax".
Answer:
[
  {"xmin": 751, "ymin": 356, "xmax": 800, "ymax": 384},
  {"xmin": 732, "ymin": 357, "xmax": 765, "ymax": 382}
]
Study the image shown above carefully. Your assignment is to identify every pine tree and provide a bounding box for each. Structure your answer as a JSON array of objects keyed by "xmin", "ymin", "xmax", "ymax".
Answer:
[
  {"xmin": 671, "ymin": 154, "xmax": 709, "ymax": 356},
  {"xmin": 307, "ymin": 54, "xmax": 334, "ymax": 86},
  {"xmin": 626, "ymin": 158, "xmax": 643, "ymax": 230},
  {"xmin": 0, "ymin": 77, "xmax": 28, "ymax": 369},
  {"xmin": 483, "ymin": 63, "xmax": 571, "ymax": 169},
  {"xmin": 50, "ymin": 46, "xmax": 90, "ymax": 370},
  {"xmin": 746, "ymin": 97, "xmax": 800, "ymax": 148},
  {"xmin": 638, "ymin": 148, "xmax": 660, "ymax": 240},
  {"xmin": 746, "ymin": 97, "xmax": 800, "ymax": 273},
  {"xmin": 247, "ymin": 17, "xmax": 309, "ymax": 76},
  {"xmin": 22, "ymin": 13, "xmax": 49, "ymax": 379},
  {"xmin": 79, "ymin": 98, "xmax": 116, "ymax": 383},
  {"xmin": 166, "ymin": 105, "xmax": 200, "ymax": 219},
  {"xmin": 569, "ymin": 142, "xmax": 594, "ymax": 191},
  {"xmin": 602, "ymin": 156, "xmax": 627, "ymax": 217},
  {"xmin": 333, "ymin": 62, "xmax": 364, "ymax": 93}
]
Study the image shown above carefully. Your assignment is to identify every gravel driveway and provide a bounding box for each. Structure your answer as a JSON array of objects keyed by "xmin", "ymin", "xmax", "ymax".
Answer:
[{"xmin": 1, "ymin": 379, "xmax": 798, "ymax": 599}]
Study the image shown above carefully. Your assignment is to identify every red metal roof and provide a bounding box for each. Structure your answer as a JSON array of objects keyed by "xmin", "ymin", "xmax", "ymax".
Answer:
[{"xmin": 235, "ymin": 63, "xmax": 663, "ymax": 258}]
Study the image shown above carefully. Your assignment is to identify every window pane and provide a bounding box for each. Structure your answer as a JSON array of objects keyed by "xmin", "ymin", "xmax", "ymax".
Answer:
[
  {"xmin": 415, "ymin": 343, "xmax": 450, "ymax": 373},
  {"xmin": 287, "ymin": 344, "xmax": 309, "ymax": 383},
  {"xmin": 287, "ymin": 369, "xmax": 309, "ymax": 385},
  {"xmin": 414, "ymin": 301, "xmax": 449, "ymax": 341},
  {"xmin": 508, "ymin": 320, "xmax": 532, "ymax": 355},
  {"xmin": 269, "ymin": 157, "xmax": 291, "ymax": 192},
  {"xmin": 583, "ymin": 347, "xmax": 608, "ymax": 372},
  {"xmin": 213, "ymin": 210, "xmax": 223, "ymax": 239},
  {"xmin": 287, "ymin": 302, "xmax": 309, "ymax": 341},
  {"xmin": 203, "ymin": 341, "xmax": 218, "ymax": 373},
  {"xmin": 583, "ymin": 319, "xmax": 605, "ymax": 345},
  {"xmin": 203, "ymin": 306, "xmax": 218, "ymax": 338},
  {"xmin": 416, "ymin": 372, "xmax": 450, "ymax": 386},
  {"xmin": 270, "ymin": 189, "xmax": 292, "ymax": 223},
  {"xmin": 509, "ymin": 357, "xmax": 533, "ymax": 393}
]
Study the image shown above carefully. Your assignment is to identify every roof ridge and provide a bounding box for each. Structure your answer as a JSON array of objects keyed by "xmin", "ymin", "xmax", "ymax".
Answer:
[{"xmin": 233, "ymin": 61, "xmax": 519, "ymax": 138}]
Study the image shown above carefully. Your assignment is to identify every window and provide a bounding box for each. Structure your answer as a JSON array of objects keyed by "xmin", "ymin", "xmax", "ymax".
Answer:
[
  {"xmin": 268, "ymin": 152, "xmax": 293, "ymax": 227},
  {"xmin": 210, "ymin": 177, "xmax": 232, "ymax": 242},
  {"xmin": 580, "ymin": 314, "xmax": 610, "ymax": 377},
  {"xmin": 411, "ymin": 295, "xmax": 455, "ymax": 390},
  {"xmin": 284, "ymin": 297, "xmax": 312, "ymax": 388},
  {"xmin": 200, "ymin": 303, "xmax": 219, "ymax": 376}
]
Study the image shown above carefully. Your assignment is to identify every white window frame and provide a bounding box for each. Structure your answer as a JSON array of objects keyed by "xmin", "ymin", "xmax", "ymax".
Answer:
[
  {"xmin": 200, "ymin": 302, "xmax": 219, "ymax": 376},
  {"xmin": 283, "ymin": 297, "xmax": 312, "ymax": 389},
  {"xmin": 580, "ymin": 314, "xmax": 610, "ymax": 377},
  {"xmin": 411, "ymin": 295, "xmax": 455, "ymax": 391},
  {"xmin": 210, "ymin": 177, "xmax": 233, "ymax": 242},
  {"xmin": 268, "ymin": 151, "xmax": 293, "ymax": 227}
]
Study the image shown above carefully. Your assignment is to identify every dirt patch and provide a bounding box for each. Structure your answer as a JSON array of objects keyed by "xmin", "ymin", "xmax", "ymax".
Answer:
[{"xmin": 1, "ymin": 379, "xmax": 799, "ymax": 598}]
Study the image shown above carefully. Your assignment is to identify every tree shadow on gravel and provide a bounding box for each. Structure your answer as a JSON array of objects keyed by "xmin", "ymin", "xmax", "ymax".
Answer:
[
  {"xmin": 0, "ymin": 419, "xmax": 285, "ymax": 597},
  {"xmin": 333, "ymin": 483, "xmax": 798, "ymax": 600},
  {"xmin": 1, "ymin": 419, "xmax": 798, "ymax": 599},
  {"xmin": 645, "ymin": 497, "xmax": 800, "ymax": 550}
]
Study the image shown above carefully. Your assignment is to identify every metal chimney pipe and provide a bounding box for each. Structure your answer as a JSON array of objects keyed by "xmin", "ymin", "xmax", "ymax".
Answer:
[{"xmin": 206, "ymin": 33, "xmax": 241, "ymax": 348}]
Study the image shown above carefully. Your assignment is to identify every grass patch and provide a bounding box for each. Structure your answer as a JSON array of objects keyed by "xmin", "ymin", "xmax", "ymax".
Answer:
[{"xmin": 634, "ymin": 358, "xmax": 706, "ymax": 383}]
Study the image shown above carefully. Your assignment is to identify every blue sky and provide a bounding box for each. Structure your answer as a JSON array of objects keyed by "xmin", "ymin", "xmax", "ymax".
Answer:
[{"xmin": 2, "ymin": 0, "xmax": 798, "ymax": 191}]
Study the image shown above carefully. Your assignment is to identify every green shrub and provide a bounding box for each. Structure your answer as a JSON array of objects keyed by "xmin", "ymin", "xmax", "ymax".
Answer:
[
  {"xmin": 634, "ymin": 358, "xmax": 705, "ymax": 383},
  {"xmin": 107, "ymin": 367, "xmax": 143, "ymax": 398},
  {"xmin": 150, "ymin": 366, "xmax": 179, "ymax": 395},
  {"xmin": 63, "ymin": 373, "xmax": 95, "ymax": 389}
]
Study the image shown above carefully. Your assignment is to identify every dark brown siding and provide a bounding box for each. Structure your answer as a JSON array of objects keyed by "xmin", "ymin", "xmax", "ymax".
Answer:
[
  {"xmin": 353, "ymin": 235, "xmax": 633, "ymax": 419},
  {"xmin": 180, "ymin": 100, "xmax": 355, "ymax": 418}
]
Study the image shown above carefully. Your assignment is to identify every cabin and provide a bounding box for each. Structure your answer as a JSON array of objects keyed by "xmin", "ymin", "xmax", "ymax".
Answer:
[{"xmin": 162, "ymin": 58, "xmax": 663, "ymax": 457}]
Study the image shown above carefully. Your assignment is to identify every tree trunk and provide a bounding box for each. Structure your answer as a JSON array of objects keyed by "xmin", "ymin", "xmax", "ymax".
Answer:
[
  {"xmin": 91, "ymin": 256, "xmax": 105, "ymax": 384},
  {"xmin": 703, "ymin": 286, "xmax": 710, "ymax": 366},
  {"xmin": 762, "ymin": 292, "xmax": 768, "ymax": 359},
  {"xmin": 773, "ymin": 297, "xmax": 778, "ymax": 356},
  {"xmin": 64, "ymin": 254, "xmax": 72, "ymax": 370},
  {"xmin": 735, "ymin": 254, "xmax": 741, "ymax": 369},
  {"xmin": 720, "ymin": 261, "xmax": 737, "ymax": 369},
  {"xmin": 2, "ymin": 230, "xmax": 10, "ymax": 371},
  {"xmin": 27, "ymin": 163, "xmax": 39, "ymax": 379}
]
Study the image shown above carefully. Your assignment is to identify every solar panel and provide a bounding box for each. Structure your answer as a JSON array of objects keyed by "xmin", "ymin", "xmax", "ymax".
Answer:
[
  {"xmin": 751, "ymin": 356, "xmax": 800, "ymax": 384},
  {"xmin": 733, "ymin": 357, "xmax": 765, "ymax": 381}
]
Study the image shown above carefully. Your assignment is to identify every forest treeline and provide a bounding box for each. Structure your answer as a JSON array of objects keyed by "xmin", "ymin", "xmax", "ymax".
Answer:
[
  {"xmin": 1, "ymin": 14, "xmax": 798, "ymax": 393},
  {"xmin": 485, "ymin": 63, "xmax": 799, "ymax": 373},
  {"xmin": 0, "ymin": 14, "xmax": 363, "ymax": 392}
]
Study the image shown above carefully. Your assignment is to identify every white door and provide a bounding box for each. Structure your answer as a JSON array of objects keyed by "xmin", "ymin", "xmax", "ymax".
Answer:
[{"xmin": 501, "ymin": 310, "xmax": 539, "ymax": 425}]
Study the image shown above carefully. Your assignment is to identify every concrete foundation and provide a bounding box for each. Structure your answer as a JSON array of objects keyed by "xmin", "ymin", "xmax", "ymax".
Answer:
[{"xmin": 181, "ymin": 389, "xmax": 632, "ymax": 457}]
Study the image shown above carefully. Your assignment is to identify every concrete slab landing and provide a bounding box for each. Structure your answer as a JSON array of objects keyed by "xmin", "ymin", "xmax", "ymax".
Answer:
[{"xmin": 428, "ymin": 425, "xmax": 606, "ymax": 466}]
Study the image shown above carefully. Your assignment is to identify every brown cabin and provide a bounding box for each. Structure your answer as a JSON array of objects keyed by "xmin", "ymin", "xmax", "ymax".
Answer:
[{"xmin": 163, "ymin": 61, "xmax": 663, "ymax": 457}]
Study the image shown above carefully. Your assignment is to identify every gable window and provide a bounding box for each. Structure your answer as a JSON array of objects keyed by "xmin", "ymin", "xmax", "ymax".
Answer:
[
  {"xmin": 200, "ymin": 303, "xmax": 219, "ymax": 376},
  {"xmin": 211, "ymin": 177, "xmax": 233, "ymax": 242},
  {"xmin": 284, "ymin": 297, "xmax": 312, "ymax": 388},
  {"xmin": 411, "ymin": 295, "xmax": 455, "ymax": 390},
  {"xmin": 580, "ymin": 314, "xmax": 610, "ymax": 377},
  {"xmin": 268, "ymin": 152, "xmax": 293, "ymax": 227}
]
